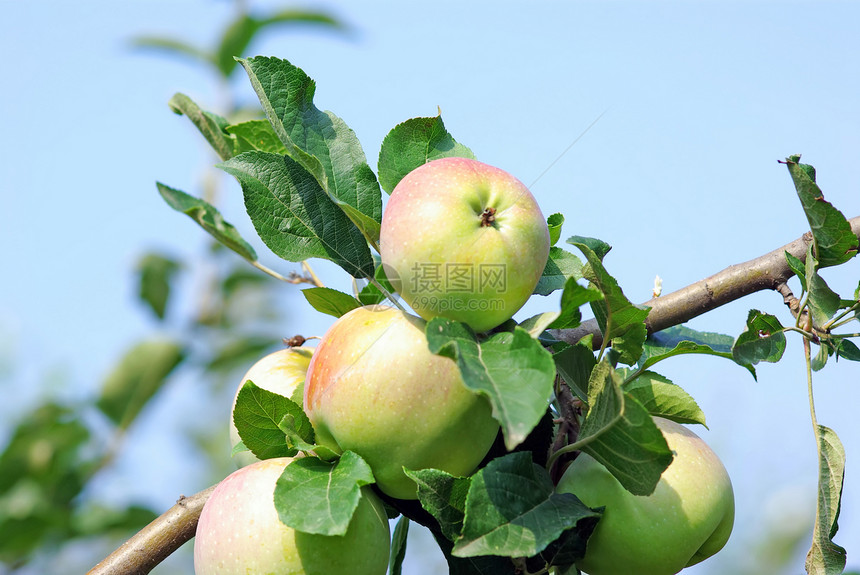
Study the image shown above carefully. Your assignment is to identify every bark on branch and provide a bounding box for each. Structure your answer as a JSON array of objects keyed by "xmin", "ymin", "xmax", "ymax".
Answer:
[{"xmin": 89, "ymin": 216, "xmax": 860, "ymax": 575}]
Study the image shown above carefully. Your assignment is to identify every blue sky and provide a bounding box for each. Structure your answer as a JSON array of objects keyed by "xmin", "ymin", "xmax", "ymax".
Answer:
[{"xmin": 2, "ymin": 1, "xmax": 859, "ymax": 573}]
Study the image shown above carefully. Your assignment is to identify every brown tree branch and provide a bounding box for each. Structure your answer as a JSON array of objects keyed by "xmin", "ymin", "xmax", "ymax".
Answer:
[
  {"xmin": 551, "ymin": 216, "xmax": 860, "ymax": 349},
  {"xmin": 87, "ymin": 485, "xmax": 216, "ymax": 575},
  {"xmin": 89, "ymin": 216, "xmax": 860, "ymax": 575}
]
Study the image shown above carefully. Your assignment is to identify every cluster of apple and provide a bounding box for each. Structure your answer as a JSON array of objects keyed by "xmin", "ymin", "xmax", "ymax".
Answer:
[{"xmin": 193, "ymin": 157, "xmax": 735, "ymax": 575}]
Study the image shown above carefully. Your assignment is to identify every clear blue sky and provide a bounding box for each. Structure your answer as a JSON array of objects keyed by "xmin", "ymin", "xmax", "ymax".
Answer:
[{"xmin": 2, "ymin": 1, "xmax": 859, "ymax": 573}]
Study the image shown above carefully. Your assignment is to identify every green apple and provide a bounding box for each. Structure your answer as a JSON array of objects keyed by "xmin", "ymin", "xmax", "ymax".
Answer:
[
  {"xmin": 229, "ymin": 347, "xmax": 314, "ymax": 467},
  {"xmin": 556, "ymin": 417, "xmax": 734, "ymax": 575},
  {"xmin": 303, "ymin": 305, "xmax": 499, "ymax": 499},
  {"xmin": 194, "ymin": 457, "xmax": 390, "ymax": 575},
  {"xmin": 380, "ymin": 157, "xmax": 550, "ymax": 333}
]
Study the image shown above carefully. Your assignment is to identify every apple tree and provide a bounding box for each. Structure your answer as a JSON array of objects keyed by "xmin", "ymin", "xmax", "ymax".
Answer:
[{"xmin": 87, "ymin": 56, "xmax": 859, "ymax": 575}]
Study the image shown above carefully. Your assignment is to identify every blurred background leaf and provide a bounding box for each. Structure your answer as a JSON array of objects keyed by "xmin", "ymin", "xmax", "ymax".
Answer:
[{"xmin": 0, "ymin": 2, "xmax": 349, "ymax": 573}]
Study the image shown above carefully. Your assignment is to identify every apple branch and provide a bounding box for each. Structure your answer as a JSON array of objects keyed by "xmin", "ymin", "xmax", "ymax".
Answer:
[
  {"xmin": 86, "ymin": 485, "xmax": 216, "ymax": 575},
  {"xmin": 88, "ymin": 216, "xmax": 860, "ymax": 575},
  {"xmin": 551, "ymin": 216, "xmax": 860, "ymax": 349}
]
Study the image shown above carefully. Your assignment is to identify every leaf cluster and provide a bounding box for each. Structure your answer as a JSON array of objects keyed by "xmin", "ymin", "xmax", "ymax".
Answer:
[
  {"xmin": 161, "ymin": 56, "xmax": 860, "ymax": 574},
  {"xmin": 0, "ymin": 341, "xmax": 186, "ymax": 567}
]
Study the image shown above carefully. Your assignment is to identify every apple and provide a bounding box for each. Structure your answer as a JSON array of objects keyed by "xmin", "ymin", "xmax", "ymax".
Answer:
[
  {"xmin": 194, "ymin": 457, "xmax": 390, "ymax": 575},
  {"xmin": 304, "ymin": 305, "xmax": 500, "ymax": 499},
  {"xmin": 380, "ymin": 156, "xmax": 550, "ymax": 333},
  {"xmin": 229, "ymin": 346, "xmax": 314, "ymax": 467},
  {"xmin": 556, "ymin": 417, "xmax": 734, "ymax": 575}
]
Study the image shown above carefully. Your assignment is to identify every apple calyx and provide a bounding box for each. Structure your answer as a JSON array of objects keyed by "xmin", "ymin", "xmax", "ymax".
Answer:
[
  {"xmin": 480, "ymin": 206, "xmax": 497, "ymax": 227},
  {"xmin": 283, "ymin": 334, "xmax": 306, "ymax": 347}
]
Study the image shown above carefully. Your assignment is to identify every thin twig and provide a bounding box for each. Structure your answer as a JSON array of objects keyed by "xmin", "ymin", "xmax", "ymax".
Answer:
[{"xmin": 301, "ymin": 261, "xmax": 325, "ymax": 288}]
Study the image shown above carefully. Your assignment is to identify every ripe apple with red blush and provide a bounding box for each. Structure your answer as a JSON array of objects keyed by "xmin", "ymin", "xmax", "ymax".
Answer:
[
  {"xmin": 194, "ymin": 457, "xmax": 390, "ymax": 575},
  {"xmin": 380, "ymin": 157, "xmax": 550, "ymax": 333},
  {"xmin": 303, "ymin": 305, "xmax": 499, "ymax": 499}
]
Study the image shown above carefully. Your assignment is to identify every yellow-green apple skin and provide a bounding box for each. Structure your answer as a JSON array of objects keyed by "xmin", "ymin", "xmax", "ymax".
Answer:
[
  {"xmin": 229, "ymin": 347, "xmax": 314, "ymax": 467},
  {"xmin": 303, "ymin": 305, "xmax": 499, "ymax": 499},
  {"xmin": 379, "ymin": 157, "xmax": 550, "ymax": 333},
  {"xmin": 194, "ymin": 457, "xmax": 390, "ymax": 575},
  {"xmin": 556, "ymin": 417, "xmax": 734, "ymax": 575}
]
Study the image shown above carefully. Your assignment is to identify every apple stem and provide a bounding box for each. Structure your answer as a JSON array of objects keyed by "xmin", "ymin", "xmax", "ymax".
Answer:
[
  {"xmin": 595, "ymin": 315, "xmax": 612, "ymax": 363},
  {"xmin": 804, "ymin": 337, "xmax": 820, "ymax": 448}
]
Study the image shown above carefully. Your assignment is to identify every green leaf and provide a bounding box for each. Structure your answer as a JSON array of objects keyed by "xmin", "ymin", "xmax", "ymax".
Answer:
[
  {"xmin": 206, "ymin": 336, "xmax": 278, "ymax": 373},
  {"xmin": 732, "ymin": 310, "xmax": 786, "ymax": 366},
  {"xmin": 641, "ymin": 324, "xmax": 733, "ymax": 357},
  {"xmin": 785, "ymin": 155, "xmax": 858, "ymax": 268},
  {"xmin": 302, "ymin": 287, "xmax": 362, "ymax": 318},
  {"xmin": 157, "ymin": 182, "xmax": 258, "ymax": 261},
  {"xmin": 577, "ymin": 360, "xmax": 673, "ymax": 496},
  {"xmin": 388, "ymin": 516, "xmax": 410, "ymax": 575},
  {"xmin": 238, "ymin": 56, "xmax": 383, "ymax": 249},
  {"xmin": 0, "ymin": 397, "xmax": 101, "ymax": 565},
  {"xmin": 130, "ymin": 36, "xmax": 211, "ymax": 67},
  {"xmin": 553, "ymin": 340, "xmax": 597, "ymax": 403},
  {"xmin": 547, "ymin": 213, "xmax": 564, "ymax": 246},
  {"xmin": 785, "ymin": 250, "xmax": 807, "ymax": 287},
  {"xmin": 215, "ymin": 14, "xmax": 262, "ymax": 78},
  {"xmin": 640, "ymin": 325, "xmax": 755, "ymax": 377},
  {"xmin": 810, "ymin": 336, "xmax": 860, "ymax": 371},
  {"xmin": 230, "ymin": 441, "xmax": 249, "ymax": 457},
  {"xmin": 804, "ymin": 246, "xmax": 842, "ymax": 327},
  {"xmin": 835, "ymin": 338, "xmax": 860, "ymax": 362},
  {"xmin": 136, "ymin": 252, "xmax": 180, "ymax": 320},
  {"xmin": 566, "ymin": 235, "xmax": 611, "ymax": 261},
  {"xmin": 227, "ymin": 119, "xmax": 288, "ymax": 155},
  {"xmin": 571, "ymin": 242, "xmax": 650, "ymax": 365},
  {"xmin": 426, "ymin": 321, "xmax": 556, "ymax": 450},
  {"xmin": 218, "ymin": 151, "xmax": 374, "ymax": 278},
  {"xmin": 549, "ymin": 278, "xmax": 603, "ymax": 330},
  {"xmin": 274, "ymin": 451, "xmax": 375, "ymax": 536},
  {"xmin": 812, "ymin": 340, "xmax": 831, "ymax": 372},
  {"xmin": 72, "ymin": 504, "xmax": 158, "ymax": 537},
  {"xmin": 96, "ymin": 340, "xmax": 185, "ymax": 429},
  {"xmin": 232, "ymin": 380, "xmax": 311, "ymax": 460},
  {"xmin": 524, "ymin": 521, "xmax": 597, "ymax": 574},
  {"xmin": 221, "ymin": 267, "xmax": 269, "ymax": 296},
  {"xmin": 358, "ymin": 264, "xmax": 396, "ymax": 306},
  {"xmin": 377, "ymin": 115, "xmax": 475, "ymax": 193},
  {"xmin": 452, "ymin": 452, "xmax": 601, "ymax": 558},
  {"xmin": 0, "ymin": 403, "xmax": 91, "ymax": 495},
  {"xmin": 533, "ymin": 247, "xmax": 583, "ymax": 296},
  {"xmin": 215, "ymin": 10, "xmax": 344, "ymax": 78},
  {"xmin": 167, "ymin": 93, "xmax": 235, "ymax": 161},
  {"xmin": 404, "ymin": 468, "xmax": 471, "ymax": 542},
  {"xmin": 621, "ymin": 371, "xmax": 707, "ymax": 427},
  {"xmin": 518, "ymin": 312, "xmax": 563, "ymax": 338},
  {"xmin": 805, "ymin": 425, "xmax": 847, "ymax": 575},
  {"xmin": 277, "ymin": 414, "xmax": 339, "ymax": 462},
  {"xmin": 432, "ymin": 531, "xmax": 518, "ymax": 575},
  {"xmin": 0, "ymin": 515, "xmax": 49, "ymax": 564}
]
